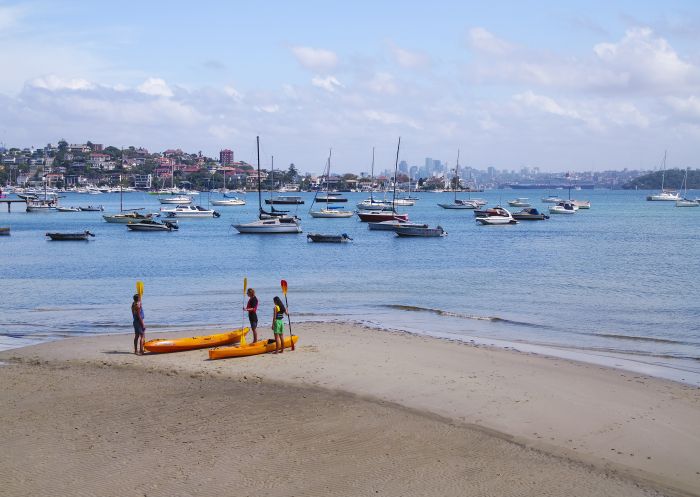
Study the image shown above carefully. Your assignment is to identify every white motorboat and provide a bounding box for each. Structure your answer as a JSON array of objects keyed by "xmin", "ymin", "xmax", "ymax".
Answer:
[
  {"xmin": 127, "ymin": 219, "xmax": 179, "ymax": 231},
  {"xmin": 549, "ymin": 201, "xmax": 577, "ymax": 214},
  {"xmin": 161, "ymin": 205, "xmax": 221, "ymax": 218},
  {"xmin": 234, "ymin": 136, "xmax": 302, "ymax": 234},
  {"xmin": 368, "ymin": 220, "xmax": 426, "ymax": 231},
  {"xmin": 211, "ymin": 198, "xmax": 245, "ymax": 206},
  {"xmin": 57, "ymin": 206, "xmax": 81, "ymax": 212},
  {"xmin": 475, "ymin": 206, "xmax": 517, "ymax": 225},
  {"xmin": 356, "ymin": 198, "xmax": 393, "ymax": 210},
  {"xmin": 392, "ymin": 197, "xmax": 415, "ymax": 206},
  {"xmin": 438, "ymin": 199, "xmax": 480, "ymax": 209},
  {"xmin": 571, "ymin": 199, "xmax": 591, "ymax": 209},
  {"xmin": 541, "ymin": 195, "xmax": 564, "ymax": 203},
  {"xmin": 507, "ymin": 198, "xmax": 531, "ymax": 207},
  {"xmin": 159, "ymin": 195, "xmax": 192, "ymax": 204}
]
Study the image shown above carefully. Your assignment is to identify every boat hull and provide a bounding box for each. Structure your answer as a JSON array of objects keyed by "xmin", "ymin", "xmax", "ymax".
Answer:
[
  {"xmin": 357, "ymin": 212, "xmax": 409, "ymax": 222},
  {"xmin": 309, "ymin": 209, "xmax": 354, "ymax": 218},
  {"xmin": 395, "ymin": 226, "xmax": 446, "ymax": 237},
  {"xmin": 234, "ymin": 218, "xmax": 302, "ymax": 233},
  {"xmin": 209, "ymin": 335, "xmax": 298, "ymax": 359},
  {"xmin": 46, "ymin": 231, "xmax": 94, "ymax": 240},
  {"xmin": 144, "ymin": 328, "xmax": 247, "ymax": 353}
]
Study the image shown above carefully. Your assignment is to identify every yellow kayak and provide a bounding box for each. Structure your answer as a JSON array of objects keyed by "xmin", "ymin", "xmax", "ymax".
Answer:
[
  {"xmin": 144, "ymin": 328, "xmax": 248, "ymax": 353},
  {"xmin": 209, "ymin": 335, "xmax": 298, "ymax": 360}
]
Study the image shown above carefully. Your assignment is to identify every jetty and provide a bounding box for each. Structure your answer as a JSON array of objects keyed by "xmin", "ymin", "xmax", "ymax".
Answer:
[{"xmin": 0, "ymin": 199, "xmax": 27, "ymax": 212}]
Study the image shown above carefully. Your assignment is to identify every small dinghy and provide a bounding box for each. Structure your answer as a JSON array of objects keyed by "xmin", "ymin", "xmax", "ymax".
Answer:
[
  {"xmin": 127, "ymin": 219, "xmax": 179, "ymax": 231},
  {"xmin": 307, "ymin": 233, "xmax": 352, "ymax": 243},
  {"xmin": 395, "ymin": 225, "xmax": 447, "ymax": 237},
  {"xmin": 46, "ymin": 230, "xmax": 95, "ymax": 241},
  {"xmin": 78, "ymin": 205, "xmax": 104, "ymax": 212}
]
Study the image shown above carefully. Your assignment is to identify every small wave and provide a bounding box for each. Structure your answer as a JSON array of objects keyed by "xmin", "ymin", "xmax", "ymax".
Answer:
[
  {"xmin": 594, "ymin": 333, "xmax": 688, "ymax": 345},
  {"xmin": 382, "ymin": 305, "xmax": 548, "ymax": 329}
]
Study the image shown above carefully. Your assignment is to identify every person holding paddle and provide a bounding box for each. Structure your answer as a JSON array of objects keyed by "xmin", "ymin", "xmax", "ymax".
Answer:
[
  {"xmin": 131, "ymin": 293, "xmax": 146, "ymax": 355},
  {"xmin": 271, "ymin": 296, "xmax": 288, "ymax": 354},
  {"xmin": 244, "ymin": 288, "xmax": 259, "ymax": 343}
]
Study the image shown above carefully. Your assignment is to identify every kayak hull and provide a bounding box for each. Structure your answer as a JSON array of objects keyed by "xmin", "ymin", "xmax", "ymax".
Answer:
[
  {"xmin": 209, "ymin": 335, "xmax": 298, "ymax": 359},
  {"xmin": 144, "ymin": 328, "xmax": 248, "ymax": 353}
]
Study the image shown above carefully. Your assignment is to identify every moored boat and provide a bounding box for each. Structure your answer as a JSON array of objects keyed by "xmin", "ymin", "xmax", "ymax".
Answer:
[
  {"xmin": 78, "ymin": 205, "xmax": 104, "ymax": 212},
  {"xmin": 307, "ymin": 233, "xmax": 352, "ymax": 243},
  {"xmin": 395, "ymin": 225, "xmax": 446, "ymax": 237},
  {"xmin": 512, "ymin": 208, "xmax": 549, "ymax": 220},
  {"xmin": 368, "ymin": 219, "xmax": 426, "ymax": 231},
  {"xmin": 103, "ymin": 211, "xmax": 154, "ymax": 223},
  {"xmin": 211, "ymin": 197, "xmax": 245, "ymax": 206},
  {"xmin": 549, "ymin": 201, "xmax": 577, "ymax": 214},
  {"xmin": 56, "ymin": 206, "xmax": 81, "ymax": 212},
  {"xmin": 475, "ymin": 206, "xmax": 517, "ymax": 225},
  {"xmin": 158, "ymin": 195, "xmax": 192, "ymax": 204},
  {"xmin": 46, "ymin": 230, "xmax": 95, "ymax": 241},
  {"xmin": 127, "ymin": 219, "xmax": 179, "ymax": 231},
  {"xmin": 161, "ymin": 204, "xmax": 221, "ymax": 218},
  {"xmin": 265, "ymin": 195, "xmax": 304, "ymax": 205},
  {"xmin": 507, "ymin": 198, "xmax": 531, "ymax": 207},
  {"xmin": 0, "ymin": 227, "xmax": 10, "ymax": 236},
  {"xmin": 541, "ymin": 195, "xmax": 564, "ymax": 203}
]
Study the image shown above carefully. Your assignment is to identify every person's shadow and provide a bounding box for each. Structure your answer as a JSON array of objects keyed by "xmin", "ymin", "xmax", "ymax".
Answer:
[{"xmin": 102, "ymin": 350, "xmax": 139, "ymax": 355}]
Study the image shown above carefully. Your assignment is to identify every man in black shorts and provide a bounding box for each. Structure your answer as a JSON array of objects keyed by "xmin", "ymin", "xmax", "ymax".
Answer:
[{"xmin": 244, "ymin": 288, "xmax": 259, "ymax": 342}]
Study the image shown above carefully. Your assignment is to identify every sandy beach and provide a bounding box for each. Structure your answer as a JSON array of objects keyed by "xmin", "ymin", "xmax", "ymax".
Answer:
[{"xmin": 1, "ymin": 323, "xmax": 699, "ymax": 497}]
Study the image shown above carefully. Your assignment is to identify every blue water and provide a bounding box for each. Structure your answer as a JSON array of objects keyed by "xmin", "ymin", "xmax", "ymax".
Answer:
[{"xmin": 1, "ymin": 190, "xmax": 699, "ymax": 381}]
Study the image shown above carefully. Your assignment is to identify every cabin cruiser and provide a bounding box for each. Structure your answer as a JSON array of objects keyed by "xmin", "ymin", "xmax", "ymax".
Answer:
[
  {"xmin": 507, "ymin": 198, "xmax": 531, "ymax": 207},
  {"xmin": 549, "ymin": 201, "xmax": 577, "ymax": 214},
  {"xmin": 161, "ymin": 205, "xmax": 220, "ymax": 218},
  {"xmin": 512, "ymin": 208, "xmax": 549, "ymax": 220},
  {"xmin": 158, "ymin": 195, "xmax": 192, "ymax": 204},
  {"xmin": 211, "ymin": 197, "xmax": 245, "ymax": 206},
  {"xmin": 474, "ymin": 206, "xmax": 518, "ymax": 225}
]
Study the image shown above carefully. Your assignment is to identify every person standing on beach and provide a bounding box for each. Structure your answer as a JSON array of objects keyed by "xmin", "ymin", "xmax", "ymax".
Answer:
[
  {"xmin": 244, "ymin": 288, "xmax": 259, "ymax": 343},
  {"xmin": 271, "ymin": 296, "xmax": 287, "ymax": 354},
  {"xmin": 131, "ymin": 294, "xmax": 146, "ymax": 355}
]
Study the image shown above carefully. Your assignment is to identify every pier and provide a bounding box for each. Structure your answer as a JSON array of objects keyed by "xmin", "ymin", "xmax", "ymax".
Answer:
[{"xmin": 0, "ymin": 199, "xmax": 27, "ymax": 212}]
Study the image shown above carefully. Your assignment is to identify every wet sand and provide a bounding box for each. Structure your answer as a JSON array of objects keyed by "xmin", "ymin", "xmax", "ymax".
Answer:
[{"xmin": 1, "ymin": 323, "xmax": 699, "ymax": 497}]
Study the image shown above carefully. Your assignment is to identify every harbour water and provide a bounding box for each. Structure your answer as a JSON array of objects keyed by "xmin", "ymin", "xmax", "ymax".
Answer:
[{"xmin": 1, "ymin": 189, "xmax": 698, "ymax": 383}]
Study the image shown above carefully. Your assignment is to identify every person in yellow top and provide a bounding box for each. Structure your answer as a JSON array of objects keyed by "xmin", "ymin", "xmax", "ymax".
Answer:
[{"xmin": 271, "ymin": 296, "xmax": 288, "ymax": 354}]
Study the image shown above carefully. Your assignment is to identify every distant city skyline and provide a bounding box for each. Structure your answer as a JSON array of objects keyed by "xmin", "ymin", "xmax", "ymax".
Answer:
[{"xmin": 1, "ymin": 1, "xmax": 699, "ymax": 172}]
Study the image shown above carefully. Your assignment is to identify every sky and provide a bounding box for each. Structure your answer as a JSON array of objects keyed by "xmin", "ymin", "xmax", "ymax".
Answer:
[{"xmin": 1, "ymin": 0, "xmax": 700, "ymax": 173}]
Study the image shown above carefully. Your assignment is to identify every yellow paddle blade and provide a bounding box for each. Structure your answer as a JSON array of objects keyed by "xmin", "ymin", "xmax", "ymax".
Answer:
[
  {"xmin": 136, "ymin": 280, "xmax": 144, "ymax": 297},
  {"xmin": 243, "ymin": 277, "xmax": 247, "ymax": 295}
]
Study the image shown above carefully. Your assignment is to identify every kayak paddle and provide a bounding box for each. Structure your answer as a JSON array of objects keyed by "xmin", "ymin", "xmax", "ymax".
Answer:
[
  {"xmin": 243, "ymin": 277, "xmax": 248, "ymax": 335},
  {"xmin": 280, "ymin": 279, "xmax": 295, "ymax": 351}
]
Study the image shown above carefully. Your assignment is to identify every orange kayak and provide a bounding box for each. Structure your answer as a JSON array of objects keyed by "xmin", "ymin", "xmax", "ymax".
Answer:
[
  {"xmin": 209, "ymin": 335, "xmax": 298, "ymax": 360},
  {"xmin": 144, "ymin": 328, "xmax": 248, "ymax": 353}
]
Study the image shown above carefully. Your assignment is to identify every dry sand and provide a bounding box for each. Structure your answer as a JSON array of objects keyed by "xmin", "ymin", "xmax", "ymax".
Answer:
[{"xmin": 1, "ymin": 322, "xmax": 699, "ymax": 497}]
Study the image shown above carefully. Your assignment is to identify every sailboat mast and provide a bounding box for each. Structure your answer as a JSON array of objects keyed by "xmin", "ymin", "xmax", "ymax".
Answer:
[
  {"xmin": 661, "ymin": 150, "xmax": 667, "ymax": 191},
  {"xmin": 370, "ymin": 147, "xmax": 375, "ymax": 203},
  {"xmin": 392, "ymin": 137, "xmax": 401, "ymax": 212},
  {"xmin": 256, "ymin": 136, "xmax": 262, "ymax": 217},
  {"xmin": 455, "ymin": 149, "xmax": 460, "ymax": 202}
]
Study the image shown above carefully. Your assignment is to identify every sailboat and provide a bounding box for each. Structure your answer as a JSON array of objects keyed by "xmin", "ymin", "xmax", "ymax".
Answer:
[
  {"xmin": 676, "ymin": 168, "xmax": 698, "ymax": 207},
  {"xmin": 266, "ymin": 156, "xmax": 303, "ymax": 205},
  {"xmin": 310, "ymin": 150, "xmax": 353, "ymax": 218},
  {"xmin": 647, "ymin": 151, "xmax": 680, "ymax": 201},
  {"xmin": 356, "ymin": 148, "xmax": 393, "ymax": 211},
  {"xmin": 212, "ymin": 169, "xmax": 245, "ymax": 206},
  {"xmin": 357, "ymin": 138, "xmax": 409, "ymax": 222},
  {"xmin": 437, "ymin": 150, "xmax": 480, "ymax": 209},
  {"xmin": 233, "ymin": 137, "xmax": 302, "ymax": 234},
  {"xmin": 103, "ymin": 176, "xmax": 153, "ymax": 223}
]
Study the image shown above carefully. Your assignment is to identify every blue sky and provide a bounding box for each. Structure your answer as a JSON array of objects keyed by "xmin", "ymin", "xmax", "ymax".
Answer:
[{"xmin": 1, "ymin": 0, "xmax": 700, "ymax": 172}]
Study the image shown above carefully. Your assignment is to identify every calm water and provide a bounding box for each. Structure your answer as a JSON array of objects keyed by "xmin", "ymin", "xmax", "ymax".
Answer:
[{"xmin": 1, "ymin": 189, "xmax": 699, "ymax": 382}]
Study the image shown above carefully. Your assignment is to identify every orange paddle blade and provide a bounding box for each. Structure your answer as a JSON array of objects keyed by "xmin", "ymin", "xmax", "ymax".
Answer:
[{"xmin": 281, "ymin": 279, "xmax": 288, "ymax": 295}]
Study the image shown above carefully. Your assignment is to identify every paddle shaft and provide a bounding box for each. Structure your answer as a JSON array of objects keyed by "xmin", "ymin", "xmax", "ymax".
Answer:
[{"xmin": 283, "ymin": 294, "xmax": 294, "ymax": 351}]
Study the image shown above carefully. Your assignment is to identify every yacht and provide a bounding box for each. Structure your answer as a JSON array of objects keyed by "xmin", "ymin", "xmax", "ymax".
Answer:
[
  {"xmin": 158, "ymin": 195, "xmax": 192, "ymax": 204},
  {"xmin": 475, "ymin": 206, "xmax": 517, "ymax": 225},
  {"xmin": 549, "ymin": 201, "xmax": 577, "ymax": 214},
  {"xmin": 160, "ymin": 205, "xmax": 221, "ymax": 218}
]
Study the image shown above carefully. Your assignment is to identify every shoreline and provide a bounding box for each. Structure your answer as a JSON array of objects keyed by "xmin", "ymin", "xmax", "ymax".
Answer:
[
  {"xmin": 4, "ymin": 316, "xmax": 699, "ymax": 387},
  {"xmin": 1, "ymin": 322, "xmax": 699, "ymax": 496}
]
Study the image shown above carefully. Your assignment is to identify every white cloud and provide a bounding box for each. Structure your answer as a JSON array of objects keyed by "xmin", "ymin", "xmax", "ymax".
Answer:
[
  {"xmin": 468, "ymin": 27, "xmax": 514, "ymax": 55},
  {"xmin": 137, "ymin": 78, "xmax": 174, "ymax": 98},
  {"xmin": 290, "ymin": 46, "xmax": 338, "ymax": 71},
  {"xmin": 311, "ymin": 75, "xmax": 343, "ymax": 92},
  {"xmin": 29, "ymin": 75, "xmax": 95, "ymax": 91},
  {"xmin": 389, "ymin": 44, "xmax": 431, "ymax": 69},
  {"xmin": 255, "ymin": 104, "xmax": 279, "ymax": 113},
  {"xmin": 223, "ymin": 85, "xmax": 243, "ymax": 101},
  {"xmin": 363, "ymin": 109, "xmax": 421, "ymax": 129},
  {"xmin": 367, "ymin": 72, "xmax": 397, "ymax": 94}
]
